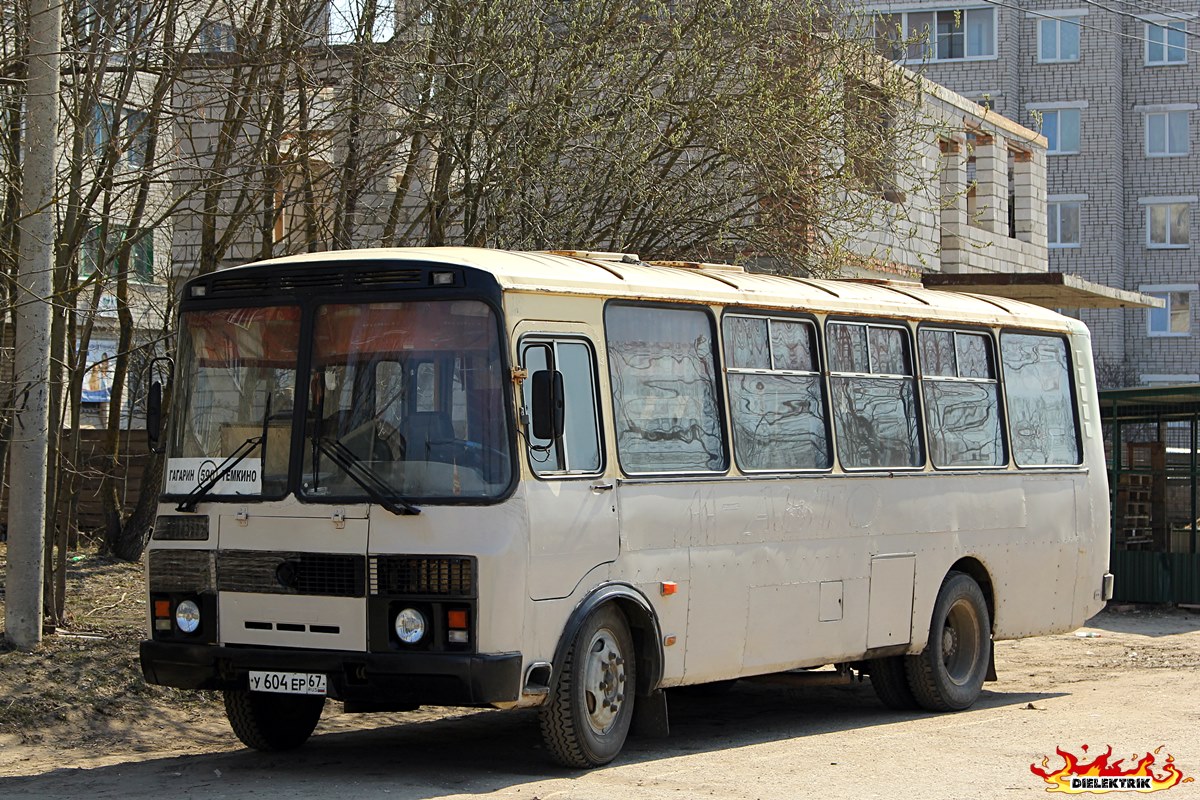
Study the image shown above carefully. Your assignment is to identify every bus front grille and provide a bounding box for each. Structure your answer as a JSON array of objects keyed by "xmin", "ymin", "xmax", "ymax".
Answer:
[
  {"xmin": 148, "ymin": 549, "xmax": 216, "ymax": 593},
  {"xmin": 217, "ymin": 551, "xmax": 367, "ymax": 597},
  {"xmin": 370, "ymin": 556, "xmax": 475, "ymax": 597}
]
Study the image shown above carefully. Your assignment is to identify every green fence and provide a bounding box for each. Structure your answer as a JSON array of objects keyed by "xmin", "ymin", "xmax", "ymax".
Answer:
[{"xmin": 1101, "ymin": 385, "xmax": 1200, "ymax": 605}]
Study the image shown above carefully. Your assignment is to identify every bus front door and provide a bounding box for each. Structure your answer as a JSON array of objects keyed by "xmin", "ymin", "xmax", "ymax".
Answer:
[{"xmin": 518, "ymin": 327, "xmax": 618, "ymax": 601}]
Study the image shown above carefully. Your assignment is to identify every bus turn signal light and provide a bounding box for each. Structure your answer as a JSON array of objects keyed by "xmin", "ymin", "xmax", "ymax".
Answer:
[
  {"xmin": 447, "ymin": 609, "xmax": 469, "ymax": 629},
  {"xmin": 660, "ymin": 581, "xmax": 678, "ymax": 596},
  {"xmin": 154, "ymin": 599, "xmax": 170, "ymax": 618}
]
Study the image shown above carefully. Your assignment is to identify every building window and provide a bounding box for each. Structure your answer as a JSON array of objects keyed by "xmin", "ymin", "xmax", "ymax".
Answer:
[
  {"xmin": 1146, "ymin": 290, "xmax": 1192, "ymax": 336},
  {"xmin": 88, "ymin": 102, "xmax": 115, "ymax": 160},
  {"xmin": 1038, "ymin": 18, "xmax": 1080, "ymax": 62},
  {"xmin": 1048, "ymin": 201, "xmax": 1081, "ymax": 247},
  {"xmin": 1039, "ymin": 108, "xmax": 1081, "ymax": 154},
  {"xmin": 124, "ymin": 109, "xmax": 149, "ymax": 167},
  {"xmin": 82, "ymin": 226, "xmax": 154, "ymax": 281},
  {"xmin": 875, "ymin": 8, "xmax": 995, "ymax": 61},
  {"xmin": 198, "ymin": 19, "xmax": 235, "ymax": 52},
  {"xmin": 1146, "ymin": 21, "xmax": 1187, "ymax": 65},
  {"xmin": 1146, "ymin": 203, "xmax": 1190, "ymax": 248},
  {"xmin": 1145, "ymin": 110, "xmax": 1189, "ymax": 156}
]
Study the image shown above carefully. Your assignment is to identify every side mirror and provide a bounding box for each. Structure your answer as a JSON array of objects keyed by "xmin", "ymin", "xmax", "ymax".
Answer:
[
  {"xmin": 530, "ymin": 370, "xmax": 565, "ymax": 440},
  {"xmin": 146, "ymin": 381, "xmax": 162, "ymax": 451}
]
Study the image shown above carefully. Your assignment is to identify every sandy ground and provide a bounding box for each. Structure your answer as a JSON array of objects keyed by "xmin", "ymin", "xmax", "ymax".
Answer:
[{"xmin": 2, "ymin": 546, "xmax": 1199, "ymax": 799}]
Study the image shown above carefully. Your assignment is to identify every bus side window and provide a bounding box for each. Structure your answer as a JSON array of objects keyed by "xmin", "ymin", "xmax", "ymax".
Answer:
[
  {"xmin": 1000, "ymin": 332, "xmax": 1081, "ymax": 466},
  {"xmin": 918, "ymin": 328, "xmax": 1005, "ymax": 468},
  {"xmin": 827, "ymin": 321, "xmax": 923, "ymax": 469},
  {"xmin": 722, "ymin": 314, "xmax": 830, "ymax": 471},
  {"xmin": 520, "ymin": 339, "xmax": 603, "ymax": 476},
  {"xmin": 605, "ymin": 304, "xmax": 727, "ymax": 474}
]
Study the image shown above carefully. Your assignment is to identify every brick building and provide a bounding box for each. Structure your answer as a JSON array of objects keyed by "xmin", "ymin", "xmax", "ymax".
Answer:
[{"xmin": 868, "ymin": 0, "xmax": 1199, "ymax": 386}]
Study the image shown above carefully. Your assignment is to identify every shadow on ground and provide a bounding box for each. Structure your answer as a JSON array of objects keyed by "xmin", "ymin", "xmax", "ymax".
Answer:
[
  {"xmin": 1084, "ymin": 607, "xmax": 1200, "ymax": 638},
  {"xmin": 0, "ymin": 681, "xmax": 1064, "ymax": 799}
]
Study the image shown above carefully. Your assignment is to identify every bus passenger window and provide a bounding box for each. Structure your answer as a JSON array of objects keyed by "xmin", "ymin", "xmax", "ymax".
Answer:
[
  {"xmin": 723, "ymin": 315, "xmax": 830, "ymax": 471},
  {"xmin": 520, "ymin": 339, "xmax": 602, "ymax": 476},
  {"xmin": 1000, "ymin": 333, "xmax": 1081, "ymax": 466},
  {"xmin": 919, "ymin": 329, "xmax": 1005, "ymax": 468},
  {"xmin": 605, "ymin": 304, "xmax": 727, "ymax": 474},
  {"xmin": 827, "ymin": 321, "xmax": 922, "ymax": 469}
]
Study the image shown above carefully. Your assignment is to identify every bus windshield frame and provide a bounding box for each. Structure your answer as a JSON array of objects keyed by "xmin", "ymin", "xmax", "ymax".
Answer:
[{"xmin": 165, "ymin": 295, "xmax": 516, "ymax": 506}]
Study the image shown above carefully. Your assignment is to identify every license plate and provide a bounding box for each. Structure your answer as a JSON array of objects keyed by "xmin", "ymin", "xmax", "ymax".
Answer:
[{"xmin": 248, "ymin": 670, "xmax": 327, "ymax": 696}]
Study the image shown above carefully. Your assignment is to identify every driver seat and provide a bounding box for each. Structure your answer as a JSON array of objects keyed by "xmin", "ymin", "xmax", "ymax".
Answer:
[{"xmin": 401, "ymin": 411, "xmax": 455, "ymax": 462}]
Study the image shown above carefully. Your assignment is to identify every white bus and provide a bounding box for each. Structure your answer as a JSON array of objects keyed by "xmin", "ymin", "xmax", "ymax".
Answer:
[{"xmin": 141, "ymin": 247, "xmax": 1112, "ymax": 767}]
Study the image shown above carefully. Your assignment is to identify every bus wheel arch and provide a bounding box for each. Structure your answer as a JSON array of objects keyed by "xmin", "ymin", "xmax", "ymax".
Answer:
[
  {"xmin": 549, "ymin": 584, "xmax": 665, "ymax": 698},
  {"xmin": 539, "ymin": 585, "xmax": 664, "ymax": 767},
  {"xmin": 948, "ymin": 556, "xmax": 995, "ymax": 633},
  {"xmin": 907, "ymin": 570, "xmax": 992, "ymax": 711}
]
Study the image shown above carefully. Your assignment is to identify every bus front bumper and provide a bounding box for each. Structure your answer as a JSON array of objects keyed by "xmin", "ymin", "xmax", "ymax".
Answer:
[{"xmin": 140, "ymin": 641, "xmax": 523, "ymax": 707}]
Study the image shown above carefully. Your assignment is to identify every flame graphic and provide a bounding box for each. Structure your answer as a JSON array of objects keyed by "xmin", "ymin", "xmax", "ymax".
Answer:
[{"xmin": 1030, "ymin": 745, "xmax": 1193, "ymax": 793}]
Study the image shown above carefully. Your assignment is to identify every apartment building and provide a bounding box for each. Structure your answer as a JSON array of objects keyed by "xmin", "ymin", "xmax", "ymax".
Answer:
[{"xmin": 869, "ymin": 0, "xmax": 1200, "ymax": 386}]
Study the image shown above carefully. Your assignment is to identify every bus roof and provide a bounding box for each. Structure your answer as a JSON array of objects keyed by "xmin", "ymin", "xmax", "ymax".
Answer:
[{"xmin": 227, "ymin": 247, "xmax": 1081, "ymax": 333}]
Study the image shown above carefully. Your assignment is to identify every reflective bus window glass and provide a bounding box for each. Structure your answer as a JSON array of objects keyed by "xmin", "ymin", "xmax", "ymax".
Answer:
[
  {"xmin": 920, "ymin": 329, "xmax": 1005, "ymax": 468},
  {"xmin": 919, "ymin": 329, "xmax": 956, "ymax": 377},
  {"xmin": 607, "ymin": 304, "xmax": 726, "ymax": 474},
  {"xmin": 1001, "ymin": 333, "xmax": 1081, "ymax": 466},
  {"xmin": 170, "ymin": 306, "xmax": 301, "ymax": 498},
  {"xmin": 725, "ymin": 316, "xmax": 770, "ymax": 369},
  {"xmin": 770, "ymin": 320, "xmax": 816, "ymax": 371},
  {"xmin": 828, "ymin": 321, "xmax": 922, "ymax": 469},
  {"xmin": 302, "ymin": 300, "xmax": 511, "ymax": 500},
  {"xmin": 828, "ymin": 322, "xmax": 868, "ymax": 373},
  {"xmin": 558, "ymin": 342, "xmax": 602, "ymax": 473},
  {"xmin": 519, "ymin": 338, "xmax": 602, "ymax": 476},
  {"xmin": 723, "ymin": 315, "xmax": 829, "ymax": 471}
]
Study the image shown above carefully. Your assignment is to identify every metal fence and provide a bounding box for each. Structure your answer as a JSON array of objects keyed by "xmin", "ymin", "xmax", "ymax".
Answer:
[{"xmin": 1101, "ymin": 385, "xmax": 1200, "ymax": 604}]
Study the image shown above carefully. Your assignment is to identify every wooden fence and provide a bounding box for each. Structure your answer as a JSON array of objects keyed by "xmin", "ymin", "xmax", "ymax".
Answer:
[{"xmin": 1, "ymin": 429, "xmax": 151, "ymax": 538}]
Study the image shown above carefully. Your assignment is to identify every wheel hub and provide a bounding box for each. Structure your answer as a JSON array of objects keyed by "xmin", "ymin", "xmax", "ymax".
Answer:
[{"xmin": 582, "ymin": 627, "xmax": 626, "ymax": 734}]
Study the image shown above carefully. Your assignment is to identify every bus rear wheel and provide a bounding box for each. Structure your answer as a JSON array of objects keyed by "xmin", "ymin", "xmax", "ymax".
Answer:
[
  {"xmin": 868, "ymin": 656, "xmax": 919, "ymax": 710},
  {"xmin": 223, "ymin": 689, "xmax": 325, "ymax": 751},
  {"xmin": 907, "ymin": 571, "xmax": 991, "ymax": 712},
  {"xmin": 539, "ymin": 605, "xmax": 637, "ymax": 768}
]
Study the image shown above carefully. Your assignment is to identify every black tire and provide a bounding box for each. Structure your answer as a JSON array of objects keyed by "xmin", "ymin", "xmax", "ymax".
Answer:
[
  {"xmin": 868, "ymin": 656, "xmax": 919, "ymax": 710},
  {"xmin": 539, "ymin": 605, "xmax": 637, "ymax": 768},
  {"xmin": 223, "ymin": 690, "xmax": 325, "ymax": 751},
  {"xmin": 906, "ymin": 571, "xmax": 991, "ymax": 712}
]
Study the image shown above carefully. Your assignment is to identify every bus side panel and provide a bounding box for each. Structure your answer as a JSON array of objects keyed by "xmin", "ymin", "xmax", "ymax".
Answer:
[{"xmin": 1071, "ymin": 330, "xmax": 1112, "ymax": 627}]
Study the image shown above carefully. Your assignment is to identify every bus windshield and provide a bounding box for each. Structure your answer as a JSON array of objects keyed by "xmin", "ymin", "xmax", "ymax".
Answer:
[
  {"xmin": 168, "ymin": 306, "xmax": 301, "ymax": 498},
  {"xmin": 167, "ymin": 299, "xmax": 512, "ymax": 503},
  {"xmin": 302, "ymin": 299, "xmax": 511, "ymax": 501}
]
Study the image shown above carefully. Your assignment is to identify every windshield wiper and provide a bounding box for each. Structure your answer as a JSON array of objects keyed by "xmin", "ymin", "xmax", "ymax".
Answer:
[
  {"xmin": 316, "ymin": 436, "xmax": 420, "ymax": 516},
  {"xmin": 177, "ymin": 394, "xmax": 271, "ymax": 513},
  {"xmin": 176, "ymin": 435, "xmax": 262, "ymax": 512}
]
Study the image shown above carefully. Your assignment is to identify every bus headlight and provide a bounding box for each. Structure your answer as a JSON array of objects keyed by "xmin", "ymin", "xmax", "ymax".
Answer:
[
  {"xmin": 175, "ymin": 599, "xmax": 201, "ymax": 634},
  {"xmin": 394, "ymin": 608, "xmax": 426, "ymax": 644}
]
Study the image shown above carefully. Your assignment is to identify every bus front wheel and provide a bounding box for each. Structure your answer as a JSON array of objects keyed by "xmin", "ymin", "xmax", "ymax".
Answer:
[
  {"xmin": 539, "ymin": 605, "xmax": 637, "ymax": 768},
  {"xmin": 907, "ymin": 571, "xmax": 991, "ymax": 712},
  {"xmin": 223, "ymin": 689, "xmax": 325, "ymax": 751}
]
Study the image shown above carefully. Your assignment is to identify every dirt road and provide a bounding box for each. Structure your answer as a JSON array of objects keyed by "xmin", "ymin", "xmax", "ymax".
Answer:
[{"xmin": 2, "ymin": 608, "xmax": 1198, "ymax": 799}]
